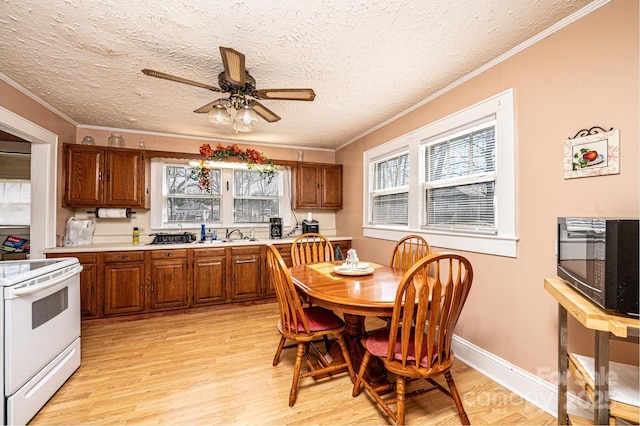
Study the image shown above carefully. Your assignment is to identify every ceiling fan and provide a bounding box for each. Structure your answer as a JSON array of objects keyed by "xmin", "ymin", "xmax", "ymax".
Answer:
[{"xmin": 142, "ymin": 46, "xmax": 316, "ymax": 131}]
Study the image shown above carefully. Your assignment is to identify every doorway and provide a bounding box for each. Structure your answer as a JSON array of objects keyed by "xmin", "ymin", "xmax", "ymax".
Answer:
[{"xmin": 0, "ymin": 107, "xmax": 58, "ymax": 259}]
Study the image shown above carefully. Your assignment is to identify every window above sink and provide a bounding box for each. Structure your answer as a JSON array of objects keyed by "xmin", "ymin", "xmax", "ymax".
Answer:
[{"xmin": 149, "ymin": 159, "xmax": 292, "ymax": 230}]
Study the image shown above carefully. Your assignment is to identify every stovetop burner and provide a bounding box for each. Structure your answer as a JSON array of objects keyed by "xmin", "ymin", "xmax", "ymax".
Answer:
[{"xmin": 150, "ymin": 233, "xmax": 195, "ymax": 245}]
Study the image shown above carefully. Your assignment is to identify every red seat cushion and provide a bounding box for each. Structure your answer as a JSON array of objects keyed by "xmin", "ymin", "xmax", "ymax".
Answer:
[
  {"xmin": 364, "ymin": 328, "xmax": 438, "ymax": 367},
  {"xmin": 290, "ymin": 306, "xmax": 344, "ymax": 332}
]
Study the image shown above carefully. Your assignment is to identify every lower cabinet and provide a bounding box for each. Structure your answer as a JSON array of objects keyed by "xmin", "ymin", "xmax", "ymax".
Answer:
[
  {"xmin": 47, "ymin": 239, "xmax": 351, "ymax": 320},
  {"xmin": 230, "ymin": 246, "xmax": 262, "ymax": 301},
  {"xmin": 47, "ymin": 252, "xmax": 100, "ymax": 318},
  {"xmin": 149, "ymin": 249, "xmax": 189, "ymax": 311},
  {"xmin": 103, "ymin": 251, "xmax": 146, "ymax": 316},
  {"xmin": 192, "ymin": 247, "xmax": 226, "ymax": 306}
]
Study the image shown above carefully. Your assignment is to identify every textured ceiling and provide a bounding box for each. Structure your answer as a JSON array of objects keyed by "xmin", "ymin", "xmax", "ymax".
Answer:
[{"xmin": 0, "ymin": 0, "xmax": 594, "ymax": 150}]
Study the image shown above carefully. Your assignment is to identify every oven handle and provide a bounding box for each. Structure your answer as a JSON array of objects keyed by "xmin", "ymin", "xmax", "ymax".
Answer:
[{"xmin": 10, "ymin": 264, "xmax": 83, "ymax": 298}]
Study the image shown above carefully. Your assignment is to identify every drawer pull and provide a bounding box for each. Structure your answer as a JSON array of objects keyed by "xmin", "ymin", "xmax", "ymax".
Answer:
[
  {"xmin": 165, "ymin": 252, "xmax": 173, "ymax": 257},
  {"xmin": 120, "ymin": 255, "xmax": 128, "ymax": 260},
  {"xmin": 235, "ymin": 258, "xmax": 256, "ymax": 264}
]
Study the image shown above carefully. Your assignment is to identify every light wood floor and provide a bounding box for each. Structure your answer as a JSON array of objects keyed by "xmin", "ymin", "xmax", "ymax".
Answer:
[{"xmin": 31, "ymin": 303, "xmax": 555, "ymax": 425}]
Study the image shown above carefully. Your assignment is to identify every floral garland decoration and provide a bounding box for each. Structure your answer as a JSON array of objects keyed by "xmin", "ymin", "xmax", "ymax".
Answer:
[{"xmin": 191, "ymin": 143, "xmax": 277, "ymax": 192}]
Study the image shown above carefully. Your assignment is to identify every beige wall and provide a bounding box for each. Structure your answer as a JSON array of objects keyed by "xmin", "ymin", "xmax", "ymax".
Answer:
[{"xmin": 337, "ymin": 0, "xmax": 639, "ymax": 377}]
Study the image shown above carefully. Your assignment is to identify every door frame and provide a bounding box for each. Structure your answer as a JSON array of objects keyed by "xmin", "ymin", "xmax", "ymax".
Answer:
[{"xmin": 0, "ymin": 106, "xmax": 58, "ymax": 258}]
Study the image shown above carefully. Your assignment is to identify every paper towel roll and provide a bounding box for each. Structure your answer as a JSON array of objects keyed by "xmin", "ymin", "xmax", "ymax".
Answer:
[{"xmin": 96, "ymin": 208, "xmax": 130, "ymax": 219}]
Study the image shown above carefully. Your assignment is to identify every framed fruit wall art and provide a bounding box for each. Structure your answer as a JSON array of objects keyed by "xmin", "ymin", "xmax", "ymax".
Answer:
[{"xmin": 563, "ymin": 127, "xmax": 619, "ymax": 179}]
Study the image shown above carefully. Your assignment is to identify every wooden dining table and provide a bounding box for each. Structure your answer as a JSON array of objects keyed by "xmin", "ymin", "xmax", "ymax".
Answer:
[{"xmin": 289, "ymin": 260, "xmax": 405, "ymax": 386}]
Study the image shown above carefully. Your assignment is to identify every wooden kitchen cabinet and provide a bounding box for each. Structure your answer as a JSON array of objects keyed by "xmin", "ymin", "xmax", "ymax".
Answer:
[
  {"xmin": 229, "ymin": 246, "xmax": 262, "ymax": 301},
  {"xmin": 63, "ymin": 144, "xmax": 145, "ymax": 208},
  {"xmin": 47, "ymin": 252, "xmax": 100, "ymax": 318},
  {"xmin": 192, "ymin": 247, "xmax": 226, "ymax": 306},
  {"xmin": 149, "ymin": 249, "xmax": 189, "ymax": 311},
  {"xmin": 103, "ymin": 251, "xmax": 146, "ymax": 316},
  {"xmin": 294, "ymin": 162, "xmax": 343, "ymax": 209},
  {"xmin": 48, "ymin": 239, "xmax": 351, "ymax": 321}
]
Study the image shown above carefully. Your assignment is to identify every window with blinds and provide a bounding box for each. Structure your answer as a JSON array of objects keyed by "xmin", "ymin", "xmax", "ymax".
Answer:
[
  {"xmin": 423, "ymin": 122, "xmax": 497, "ymax": 233},
  {"xmin": 0, "ymin": 153, "xmax": 31, "ymax": 226},
  {"xmin": 362, "ymin": 89, "xmax": 516, "ymax": 257},
  {"xmin": 371, "ymin": 153, "xmax": 409, "ymax": 225}
]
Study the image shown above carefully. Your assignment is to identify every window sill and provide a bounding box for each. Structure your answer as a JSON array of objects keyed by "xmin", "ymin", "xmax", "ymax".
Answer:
[{"xmin": 363, "ymin": 226, "xmax": 518, "ymax": 257}]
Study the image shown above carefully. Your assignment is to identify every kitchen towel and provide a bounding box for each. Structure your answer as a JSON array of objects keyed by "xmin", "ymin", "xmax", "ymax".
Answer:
[{"xmin": 96, "ymin": 208, "xmax": 131, "ymax": 219}]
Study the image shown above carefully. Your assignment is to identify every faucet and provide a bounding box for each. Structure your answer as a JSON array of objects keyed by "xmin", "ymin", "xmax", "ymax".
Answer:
[{"xmin": 225, "ymin": 228, "xmax": 244, "ymax": 240}]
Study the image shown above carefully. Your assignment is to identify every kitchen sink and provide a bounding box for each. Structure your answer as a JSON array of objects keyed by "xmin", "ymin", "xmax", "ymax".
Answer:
[{"xmin": 195, "ymin": 237, "xmax": 259, "ymax": 244}]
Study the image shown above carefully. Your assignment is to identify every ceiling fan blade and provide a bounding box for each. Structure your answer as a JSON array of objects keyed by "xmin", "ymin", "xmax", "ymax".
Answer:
[
  {"xmin": 142, "ymin": 69, "xmax": 221, "ymax": 92},
  {"xmin": 193, "ymin": 99, "xmax": 226, "ymax": 114},
  {"xmin": 219, "ymin": 46, "xmax": 246, "ymax": 87},
  {"xmin": 249, "ymin": 100, "xmax": 281, "ymax": 123},
  {"xmin": 253, "ymin": 88, "xmax": 316, "ymax": 101}
]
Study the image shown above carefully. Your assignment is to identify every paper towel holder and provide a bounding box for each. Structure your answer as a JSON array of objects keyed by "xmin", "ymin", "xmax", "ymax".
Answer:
[{"xmin": 88, "ymin": 208, "xmax": 136, "ymax": 219}]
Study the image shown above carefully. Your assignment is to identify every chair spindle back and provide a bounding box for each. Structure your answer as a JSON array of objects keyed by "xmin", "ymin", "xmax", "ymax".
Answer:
[
  {"xmin": 291, "ymin": 233, "xmax": 335, "ymax": 266},
  {"xmin": 389, "ymin": 235, "xmax": 431, "ymax": 271},
  {"xmin": 387, "ymin": 252, "xmax": 473, "ymax": 372}
]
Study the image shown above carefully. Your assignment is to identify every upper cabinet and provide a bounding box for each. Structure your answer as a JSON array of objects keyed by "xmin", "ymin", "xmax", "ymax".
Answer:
[
  {"xmin": 63, "ymin": 144, "xmax": 145, "ymax": 208},
  {"xmin": 293, "ymin": 162, "xmax": 342, "ymax": 210}
]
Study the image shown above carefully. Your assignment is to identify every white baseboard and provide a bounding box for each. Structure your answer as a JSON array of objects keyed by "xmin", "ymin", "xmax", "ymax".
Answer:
[{"xmin": 452, "ymin": 335, "xmax": 593, "ymax": 419}]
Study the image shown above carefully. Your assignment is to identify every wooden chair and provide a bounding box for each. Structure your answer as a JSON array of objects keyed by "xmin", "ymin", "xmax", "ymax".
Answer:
[
  {"xmin": 380, "ymin": 235, "xmax": 432, "ymax": 326},
  {"xmin": 389, "ymin": 235, "xmax": 431, "ymax": 271},
  {"xmin": 353, "ymin": 252, "xmax": 473, "ymax": 425},
  {"xmin": 266, "ymin": 245, "xmax": 355, "ymax": 407},
  {"xmin": 291, "ymin": 233, "xmax": 334, "ymax": 266}
]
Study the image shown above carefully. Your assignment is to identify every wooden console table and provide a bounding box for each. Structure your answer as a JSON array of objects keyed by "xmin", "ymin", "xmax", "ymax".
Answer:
[{"xmin": 544, "ymin": 278, "xmax": 639, "ymax": 425}]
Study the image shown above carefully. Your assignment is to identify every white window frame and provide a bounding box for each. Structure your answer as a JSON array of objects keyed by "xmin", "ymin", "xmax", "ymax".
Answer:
[
  {"xmin": 363, "ymin": 89, "xmax": 517, "ymax": 257},
  {"xmin": 370, "ymin": 151, "xmax": 410, "ymax": 226},
  {"xmin": 151, "ymin": 159, "xmax": 291, "ymax": 231}
]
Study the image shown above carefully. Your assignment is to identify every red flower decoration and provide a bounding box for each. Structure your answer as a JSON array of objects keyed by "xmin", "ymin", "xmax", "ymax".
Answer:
[{"xmin": 191, "ymin": 143, "xmax": 276, "ymax": 192}]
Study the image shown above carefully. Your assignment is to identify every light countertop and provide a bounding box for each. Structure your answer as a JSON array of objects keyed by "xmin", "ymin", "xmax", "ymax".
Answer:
[{"xmin": 43, "ymin": 236, "xmax": 352, "ymax": 254}]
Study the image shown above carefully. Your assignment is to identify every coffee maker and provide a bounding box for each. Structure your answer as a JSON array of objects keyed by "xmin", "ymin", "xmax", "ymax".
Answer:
[
  {"xmin": 302, "ymin": 219, "xmax": 319, "ymax": 234},
  {"xmin": 301, "ymin": 212, "xmax": 319, "ymax": 234},
  {"xmin": 269, "ymin": 217, "xmax": 283, "ymax": 239}
]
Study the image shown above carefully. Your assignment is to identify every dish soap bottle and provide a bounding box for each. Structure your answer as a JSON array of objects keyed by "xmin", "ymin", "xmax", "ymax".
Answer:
[{"xmin": 132, "ymin": 227, "xmax": 140, "ymax": 244}]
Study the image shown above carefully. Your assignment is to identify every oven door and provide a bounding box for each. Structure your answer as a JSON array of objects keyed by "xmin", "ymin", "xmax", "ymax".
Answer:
[{"xmin": 4, "ymin": 263, "xmax": 82, "ymax": 396}]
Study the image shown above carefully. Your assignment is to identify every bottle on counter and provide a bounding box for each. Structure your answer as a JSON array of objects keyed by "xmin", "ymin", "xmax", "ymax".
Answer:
[
  {"xmin": 201, "ymin": 224, "xmax": 206, "ymax": 241},
  {"xmin": 250, "ymin": 227, "xmax": 255, "ymax": 239},
  {"xmin": 133, "ymin": 227, "xmax": 140, "ymax": 244}
]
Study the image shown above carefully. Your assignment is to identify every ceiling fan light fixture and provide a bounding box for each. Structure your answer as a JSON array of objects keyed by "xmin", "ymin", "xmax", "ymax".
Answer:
[
  {"xmin": 233, "ymin": 105, "xmax": 258, "ymax": 125},
  {"xmin": 207, "ymin": 104, "xmax": 231, "ymax": 125},
  {"xmin": 232, "ymin": 119, "xmax": 253, "ymax": 133}
]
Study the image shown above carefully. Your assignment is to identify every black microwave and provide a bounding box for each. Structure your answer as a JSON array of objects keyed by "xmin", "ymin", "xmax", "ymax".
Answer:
[{"xmin": 557, "ymin": 217, "xmax": 639, "ymax": 316}]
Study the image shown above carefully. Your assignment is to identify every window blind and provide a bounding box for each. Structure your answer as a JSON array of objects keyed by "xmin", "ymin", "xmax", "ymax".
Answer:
[
  {"xmin": 424, "ymin": 124, "xmax": 497, "ymax": 233},
  {"xmin": 372, "ymin": 153, "xmax": 409, "ymax": 225}
]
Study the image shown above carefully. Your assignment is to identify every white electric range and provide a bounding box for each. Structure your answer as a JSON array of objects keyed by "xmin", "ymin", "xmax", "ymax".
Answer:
[{"xmin": 0, "ymin": 257, "xmax": 82, "ymax": 425}]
